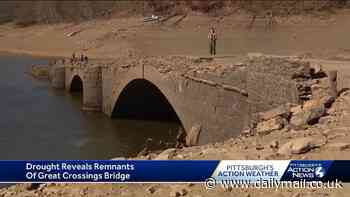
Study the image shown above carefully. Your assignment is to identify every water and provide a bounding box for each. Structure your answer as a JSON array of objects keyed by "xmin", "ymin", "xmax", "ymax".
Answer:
[{"xmin": 0, "ymin": 54, "xmax": 180, "ymax": 160}]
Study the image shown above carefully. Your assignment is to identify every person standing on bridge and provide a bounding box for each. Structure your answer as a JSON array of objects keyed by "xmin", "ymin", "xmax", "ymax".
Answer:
[
  {"xmin": 208, "ymin": 27, "xmax": 217, "ymax": 56},
  {"xmin": 71, "ymin": 52, "xmax": 76, "ymax": 64}
]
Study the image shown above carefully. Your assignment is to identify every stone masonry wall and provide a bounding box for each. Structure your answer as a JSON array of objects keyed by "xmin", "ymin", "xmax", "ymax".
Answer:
[
  {"xmin": 246, "ymin": 56, "xmax": 309, "ymax": 123},
  {"xmin": 51, "ymin": 55, "xmax": 318, "ymax": 145},
  {"xmin": 49, "ymin": 65, "xmax": 65, "ymax": 89},
  {"xmin": 64, "ymin": 65, "xmax": 103, "ymax": 111},
  {"xmin": 101, "ymin": 58, "xmax": 249, "ymax": 145}
]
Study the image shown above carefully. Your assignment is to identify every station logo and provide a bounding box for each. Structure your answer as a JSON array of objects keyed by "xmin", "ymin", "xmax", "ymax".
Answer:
[
  {"xmin": 315, "ymin": 167, "xmax": 326, "ymax": 178},
  {"xmin": 286, "ymin": 161, "xmax": 329, "ymax": 181}
]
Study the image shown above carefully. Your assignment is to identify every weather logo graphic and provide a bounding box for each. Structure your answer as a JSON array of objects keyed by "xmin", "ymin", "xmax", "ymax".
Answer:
[{"xmin": 315, "ymin": 167, "xmax": 326, "ymax": 178}]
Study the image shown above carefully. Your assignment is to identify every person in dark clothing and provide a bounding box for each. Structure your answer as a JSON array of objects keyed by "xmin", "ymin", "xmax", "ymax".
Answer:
[
  {"xmin": 71, "ymin": 52, "xmax": 76, "ymax": 64},
  {"xmin": 208, "ymin": 27, "xmax": 217, "ymax": 56}
]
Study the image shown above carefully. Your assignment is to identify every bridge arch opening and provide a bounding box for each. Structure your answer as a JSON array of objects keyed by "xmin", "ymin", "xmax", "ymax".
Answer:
[
  {"xmin": 70, "ymin": 75, "xmax": 83, "ymax": 93},
  {"xmin": 113, "ymin": 79, "xmax": 187, "ymax": 151},
  {"xmin": 112, "ymin": 79, "xmax": 186, "ymax": 150},
  {"xmin": 112, "ymin": 79, "xmax": 182, "ymax": 123}
]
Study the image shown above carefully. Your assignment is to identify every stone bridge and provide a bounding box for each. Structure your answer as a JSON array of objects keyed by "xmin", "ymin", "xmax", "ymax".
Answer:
[{"xmin": 50, "ymin": 55, "xmax": 306, "ymax": 145}]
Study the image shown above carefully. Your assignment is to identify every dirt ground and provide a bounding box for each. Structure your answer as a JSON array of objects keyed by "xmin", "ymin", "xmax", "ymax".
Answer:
[
  {"xmin": 1, "ymin": 10, "xmax": 350, "ymax": 60},
  {"xmin": 1, "ymin": 10, "xmax": 350, "ymax": 197}
]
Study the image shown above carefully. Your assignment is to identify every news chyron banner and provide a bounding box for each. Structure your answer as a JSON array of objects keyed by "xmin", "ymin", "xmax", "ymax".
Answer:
[{"xmin": 0, "ymin": 160, "xmax": 348, "ymax": 183}]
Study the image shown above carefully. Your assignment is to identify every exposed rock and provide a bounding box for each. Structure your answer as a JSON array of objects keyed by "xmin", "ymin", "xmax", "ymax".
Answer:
[
  {"xmin": 258, "ymin": 104, "xmax": 290, "ymax": 121},
  {"xmin": 79, "ymin": 187, "xmax": 89, "ymax": 196},
  {"xmin": 327, "ymin": 143, "xmax": 350, "ymax": 151},
  {"xmin": 269, "ymin": 140, "xmax": 279, "ymax": 149},
  {"xmin": 120, "ymin": 190, "xmax": 129, "ymax": 196},
  {"xmin": 303, "ymin": 192, "xmax": 331, "ymax": 197},
  {"xmin": 290, "ymin": 104, "xmax": 325, "ymax": 127},
  {"xmin": 187, "ymin": 183, "xmax": 195, "ymax": 187},
  {"xmin": 319, "ymin": 95, "xmax": 335, "ymax": 108},
  {"xmin": 186, "ymin": 124, "xmax": 201, "ymax": 146},
  {"xmin": 277, "ymin": 137, "xmax": 323, "ymax": 155},
  {"xmin": 170, "ymin": 191, "xmax": 181, "ymax": 197},
  {"xmin": 327, "ymin": 133, "xmax": 347, "ymax": 140},
  {"xmin": 179, "ymin": 188, "xmax": 188, "ymax": 196},
  {"xmin": 318, "ymin": 116, "xmax": 333, "ymax": 124},
  {"xmin": 24, "ymin": 183, "xmax": 41, "ymax": 191},
  {"xmin": 310, "ymin": 63, "xmax": 322, "ymax": 74},
  {"xmin": 176, "ymin": 127, "xmax": 187, "ymax": 148},
  {"xmin": 2, "ymin": 191, "xmax": 16, "ymax": 197},
  {"xmin": 110, "ymin": 157, "xmax": 126, "ymax": 160},
  {"xmin": 256, "ymin": 117, "xmax": 286, "ymax": 135},
  {"xmin": 312, "ymin": 82, "xmax": 327, "ymax": 95},
  {"xmin": 223, "ymin": 184, "xmax": 233, "ymax": 192},
  {"xmin": 272, "ymin": 193, "xmax": 285, "ymax": 197},
  {"xmin": 176, "ymin": 154, "xmax": 185, "ymax": 159},
  {"xmin": 193, "ymin": 57, "xmax": 213, "ymax": 63},
  {"xmin": 37, "ymin": 183, "xmax": 49, "ymax": 192},
  {"xmin": 137, "ymin": 138, "xmax": 153, "ymax": 157},
  {"xmin": 291, "ymin": 105, "xmax": 302, "ymax": 114},
  {"xmin": 303, "ymin": 95, "xmax": 334, "ymax": 110},
  {"xmin": 311, "ymin": 83, "xmax": 324, "ymax": 96},
  {"xmin": 291, "ymin": 193, "xmax": 301, "ymax": 197},
  {"xmin": 322, "ymin": 129, "xmax": 332, "ymax": 136},
  {"xmin": 303, "ymin": 99, "xmax": 322, "ymax": 111},
  {"xmin": 310, "ymin": 63, "xmax": 327, "ymax": 78},
  {"xmin": 281, "ymin": 124, "xmax": 291, "ymax": 133},
  {"xmin": 170, "ymin": 187, "xmax": 188, "ymax": 197},
  {"xmin": 199, "ymin": 147, "xmax": 217, "ymax": 155},
  {"xmin": 247, "ymin": 52, "xmax": 263, "ymax": 58},
  {"xmin": 331, "ymin": 127, "xmax": 350, "ymax": 132},
  {"xmin": 322, "ymin": 127, "xmax": 350, "ymax": 136},
  {"xmin": 155, "ymin": 148, "xmax": 177, "ymax": 160},
  {"xmin": 241, "ymin": 128, "xmax": 252, "ymax": 136},
  {"xmin": 146, "ymin": 185, "xmax": 157, "ymax": 194},
  {"xmin": 292, "ymin": 65, "xmax": 312, "ymax": 79}
]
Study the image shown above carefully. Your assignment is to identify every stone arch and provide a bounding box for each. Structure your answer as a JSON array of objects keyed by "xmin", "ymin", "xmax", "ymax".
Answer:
[
  {"xmin": 70, "ymin": 75, "xmax": 83, "ymax": 93},
  {"xmin": 108, "ymin": 66, "xmax": 190, "ymax": 132},
  {"xmin": 111, "ymin": 78, "xmax": 183, "ymax": 124},
  {"xmin": 108, "ymin": 65, "xmax": 235, "ymax": 145},
  {"xmin": 110, "ymin": 75, "xmax": 189, "ymax": 147},
  {"xmin": 108, "ymin": 65, "xmax": 193, "ymax": 145},
  {"xmin": 67, "ymin": 68, "xmax": 102, "ymax": 111}
]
